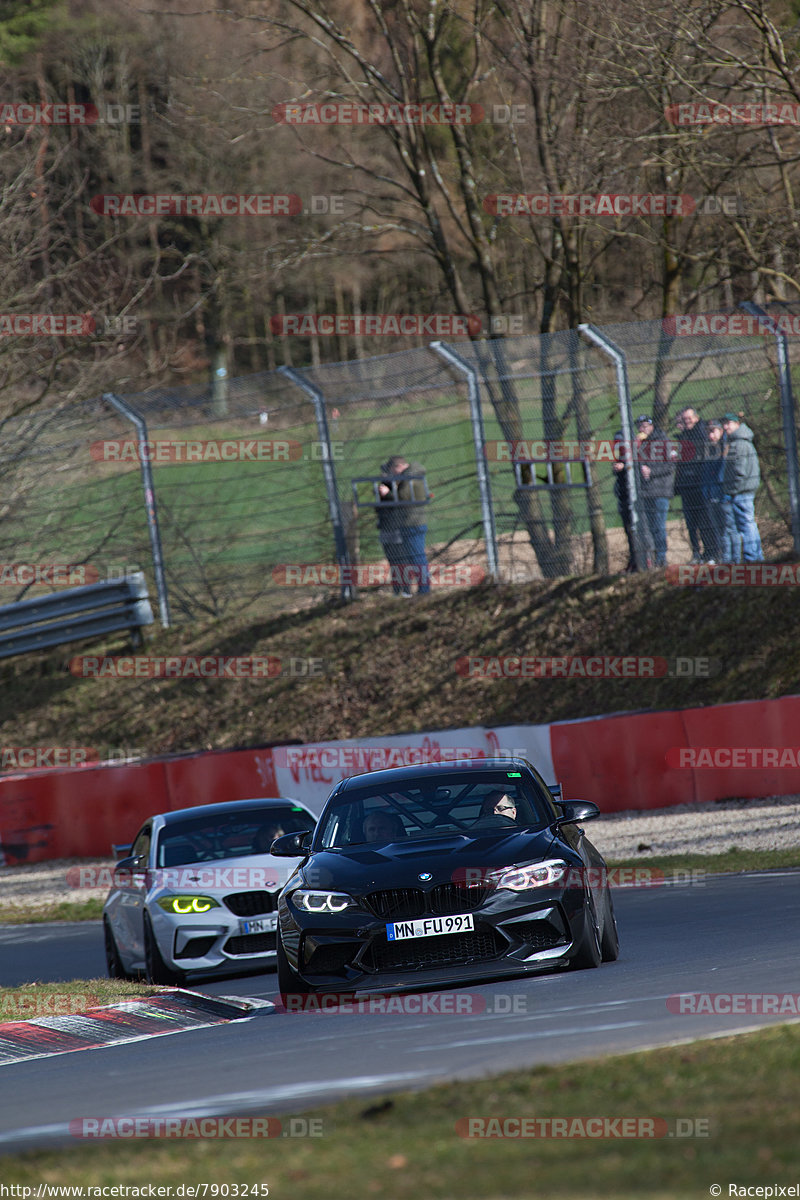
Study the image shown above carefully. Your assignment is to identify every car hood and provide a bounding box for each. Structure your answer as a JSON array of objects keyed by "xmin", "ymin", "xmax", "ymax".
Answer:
[
  {"xmin": 146, "ymin": 853, "xmax": 292, "ymax": 895},
  {"xmin": 299, "ymin": 829, "xmax": 561, "ymax": 892}
]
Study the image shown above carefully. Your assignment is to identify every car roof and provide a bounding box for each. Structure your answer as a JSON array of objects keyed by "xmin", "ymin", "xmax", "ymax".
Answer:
[
  {"xmin": 335, "ymin": 757, "xmax": 541, "ymax": 791},
  {"xmin": 157, "ymin": 797, "xmax": 313, "ymax": 825}
]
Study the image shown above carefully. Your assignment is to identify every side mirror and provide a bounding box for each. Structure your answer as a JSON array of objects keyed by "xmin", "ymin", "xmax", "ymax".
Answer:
[
  {"xmin": 271, "ymin": 830, "xmax": 312, "ymax": 857},
  {"xmin": 555, "ymin": 800, "xmax": 600, "ymax": 826},
  {"xmin": 113, "ymin": 854, "xmax": 145, "ymax": 884}
]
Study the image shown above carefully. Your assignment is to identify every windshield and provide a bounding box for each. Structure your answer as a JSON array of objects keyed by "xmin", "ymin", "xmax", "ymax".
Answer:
[
  {"xmin": 155, "ymin": 806, "xmax": 315, "ymax": 867},
  {"xmin": 316, "ymin": 772, "xmax": 554, "ymax": 849}
]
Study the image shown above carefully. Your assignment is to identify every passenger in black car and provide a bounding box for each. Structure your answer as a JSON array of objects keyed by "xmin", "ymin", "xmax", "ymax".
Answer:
[{"xmin": 479, "ymin": 791, "xmax": 518, "ymax": 823}]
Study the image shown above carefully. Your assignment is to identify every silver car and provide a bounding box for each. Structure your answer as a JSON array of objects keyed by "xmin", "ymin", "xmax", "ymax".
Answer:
[{"xmin": 103, "ymin": 797, "xmax": 317, "ymax": 985}]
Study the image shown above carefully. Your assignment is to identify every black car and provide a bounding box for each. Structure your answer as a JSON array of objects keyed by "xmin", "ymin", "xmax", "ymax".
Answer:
[{"xmin": 271, "ymin": 758, "xmax": 619, "ymax": 997}]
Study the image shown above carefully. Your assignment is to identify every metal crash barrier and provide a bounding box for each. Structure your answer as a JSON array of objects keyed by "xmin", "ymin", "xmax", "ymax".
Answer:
[{"xmin": 0, "ymin": 571, "xmax": 154, "ymax": 659}]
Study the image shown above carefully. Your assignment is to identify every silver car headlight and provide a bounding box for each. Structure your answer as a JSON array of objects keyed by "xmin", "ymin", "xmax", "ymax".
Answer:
[
  {"xmin": 292, "ymin": 890, "xmax": 357, "ymax": 914},
  {"xmin": 488, "ymin": 859, "xmax": 569, "ymax": 891},
  {"xmin": 156, "ymin": 895, "xmax": 222, "ymax": 914}
]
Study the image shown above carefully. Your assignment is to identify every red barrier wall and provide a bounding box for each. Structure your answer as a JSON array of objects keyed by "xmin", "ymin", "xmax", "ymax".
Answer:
[
  {"xmin": 3, "ymin": 696, "xmax": 800, "ymax": 864},
  {"xmin": 0, "ymin": 746, "xmax": 279, "ymax": 866},
  {"xmin": 550, "ymin": 696, "xmax": 800, "ymax": 810}
]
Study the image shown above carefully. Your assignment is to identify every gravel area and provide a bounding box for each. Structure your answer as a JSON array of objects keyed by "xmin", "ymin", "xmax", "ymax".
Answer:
[{"xmin": 1, "ymin": 796, "xmax": 799, "ymax": 910}]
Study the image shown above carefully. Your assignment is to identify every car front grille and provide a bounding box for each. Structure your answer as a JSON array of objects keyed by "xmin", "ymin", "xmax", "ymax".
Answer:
[
  {"xmin": 430, "ymin": 882, "xmax": 492, "ymax": 913},
  {"xmin": 362, "ymin": 928, "xmax": 505, "ymax": 973},
  {"xmin": 365, "ymin": 888, "xmax": 426, "ymax": 920},
  {"xmin": 365, "ymin": 883, "xmax": 492, "ymax": 920},
  {"xmin": 223, "ymin": 891, "xmax": 277, "ymax": 916},
  {"xmin": 223, "ymin": 932, "xmax": 277, "ymax": 955}
]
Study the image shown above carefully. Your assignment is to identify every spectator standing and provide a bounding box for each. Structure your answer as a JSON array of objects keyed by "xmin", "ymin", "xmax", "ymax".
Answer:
[
  {"xmin": 702, "ymin": 420, "xmax": 733, "ymax": 561},
  {"xmin": 635, "ymin": 415, "xmax": 676, "ymax": 567},
  {"xmin": 377, "ymin": 455, "xmax": 431, "ymax": 595},
  {"xmin": 674, "ymin": 407, "xmax": 718, "ymax": 562},
  {"xmin": 720, "ymin": 413, "xmax": 764, "ymax": 562}
]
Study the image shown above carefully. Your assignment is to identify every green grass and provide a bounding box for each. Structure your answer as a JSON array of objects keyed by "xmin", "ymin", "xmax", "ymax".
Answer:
[
  {"xmin": 0, "ymin": 896, "xmax": 105, "ymax": 924},
  {"xmin": 3, "ymin": 1022, "xmax": 800, "ymax": 1196},
  {"xmin": 0, "ymin": 978, "xmax": 158, "ymax": 1020}
]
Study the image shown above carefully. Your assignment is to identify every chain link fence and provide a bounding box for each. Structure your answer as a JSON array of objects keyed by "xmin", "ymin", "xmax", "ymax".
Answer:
[{"xmin": 1, "ymin": 310, "xmax": 797, "ymax": 621}]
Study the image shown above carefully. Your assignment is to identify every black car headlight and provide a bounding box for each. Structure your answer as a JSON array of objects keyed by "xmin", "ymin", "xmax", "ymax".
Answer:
[
  {"xmin": 292, "ymin": 890, "xmax": 357, "ymax": 914},
  {"xmin": 156, "ymin": 895, "xmax": 221, "ymax": 914},
  {"xmin": 488, "ymin": 859, "xmax": 569, "ymax": 891}
]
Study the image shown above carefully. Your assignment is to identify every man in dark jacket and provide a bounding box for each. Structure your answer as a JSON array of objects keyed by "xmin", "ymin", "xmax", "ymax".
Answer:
[
  {"xmin": 377, "ymin": 455, "xmax": 431, "ymax": 595},
  {"xmin": 702, "ymin": 420, "xmax": 736, "ymax": 560},
  {"xmin": 635, "ymin": 415, "xmax": 677, "ymax": 567},
  {"xmin": 720, "ymin": 413, "xmax": 763, "ymax": 562},
  {"xmin": 675, "ymin": 407, "xmax": 719, "ymax": 562}
]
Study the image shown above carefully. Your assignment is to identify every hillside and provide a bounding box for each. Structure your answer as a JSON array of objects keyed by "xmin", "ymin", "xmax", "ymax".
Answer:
[{"xmin": 0, "ymin": 571, "xmax": 798, "ymax": 761}]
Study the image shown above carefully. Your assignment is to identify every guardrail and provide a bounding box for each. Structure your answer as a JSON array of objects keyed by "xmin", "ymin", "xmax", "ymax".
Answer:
[{"xmin": 0, "ymin": 572, "xmax": 154, "ymax": 659}]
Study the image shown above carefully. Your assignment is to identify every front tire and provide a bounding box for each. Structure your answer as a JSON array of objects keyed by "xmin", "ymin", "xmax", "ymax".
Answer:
[
  {"xmin": 600, "ymin": 888, "xmax": 620, "ymax": 962},
  {"xmin": 276, "ymin": 935, "xmax": 314, "ymax": 1005},
  {"xmin": 569, "ymin": 894, "xmax": 602, "ymax": 970},
  {"xmin": 143, "ymin": 912, "xmax": 185, "ymax": 986},
  {"xmin": 104, "ymin": 917, "xmax": 128, "ymax": 979}
]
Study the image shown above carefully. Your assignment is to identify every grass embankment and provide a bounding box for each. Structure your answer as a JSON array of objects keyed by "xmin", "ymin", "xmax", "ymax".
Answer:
[
  {"xmin": 2, "ymin": 1023, "xmax": 800, "ymax": 1197},
  {"xmin": 0, "ymin": 570, "xmax": 799, "ymax": 757}
]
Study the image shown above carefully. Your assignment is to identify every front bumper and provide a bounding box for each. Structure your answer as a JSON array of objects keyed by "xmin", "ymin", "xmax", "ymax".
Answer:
[
  {"xmin": 151, "ymin": 892, "xmax": 281, "ymax": 974},
  {"xmin": 280, "ymin": 889, "xmax": 589, "ymax": 993}
]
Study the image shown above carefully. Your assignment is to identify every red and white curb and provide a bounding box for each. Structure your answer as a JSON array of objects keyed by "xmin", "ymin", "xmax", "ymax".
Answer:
[{"xmin": 0, "ymin": 989, "xmax": 272, "ymax": 1065}]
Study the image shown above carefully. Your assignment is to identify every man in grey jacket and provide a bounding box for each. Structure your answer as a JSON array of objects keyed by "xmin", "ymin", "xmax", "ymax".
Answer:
[{"xmin": 720, "ymin": 413, "xmax": 764, "ymax": 562}]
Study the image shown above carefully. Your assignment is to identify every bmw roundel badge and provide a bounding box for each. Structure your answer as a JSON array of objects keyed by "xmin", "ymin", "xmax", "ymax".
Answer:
[{"xmin": 418, "ymin": 872, "xmax": 433, "ymax": 881}]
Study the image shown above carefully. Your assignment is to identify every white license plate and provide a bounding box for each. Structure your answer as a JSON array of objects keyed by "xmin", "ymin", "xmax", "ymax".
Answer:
[
  {"xmin": 386, "ymin": 914, "xmax": 474, "ymax": 941},
  {"xmin": 240, "ymin": 916, "xmax": 277, "ymax": 935}
]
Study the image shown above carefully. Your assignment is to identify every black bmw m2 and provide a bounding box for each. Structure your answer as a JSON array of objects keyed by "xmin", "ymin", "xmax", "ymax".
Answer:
[{"xmin": 271, "ymin": 758, "xmax": 619, "ymax": 997}]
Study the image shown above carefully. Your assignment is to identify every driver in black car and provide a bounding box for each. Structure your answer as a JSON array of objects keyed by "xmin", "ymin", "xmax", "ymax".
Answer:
[{"xmin": 363, "ymin": 810, "xmax": 406, "ymax": 842}]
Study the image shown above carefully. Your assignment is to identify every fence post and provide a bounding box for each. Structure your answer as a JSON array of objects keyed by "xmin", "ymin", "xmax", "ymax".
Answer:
[
  {"xmin": 103, "ymin": 392, "xmax": 171, "ymax": 627},
  {"xmin": 739, "ymin": 302, "xmax": 800, "ymax": 556},
  {"xmin": 577, "ymin": 325, "xmax": 649, "ymax": 571},
  {"xmin": 430, "ymin": 341, "xmax": 499, "ymax": 581},
  {"xmin": 278, "ymin": 366, "xmax": 354, "ymax": 601}
]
